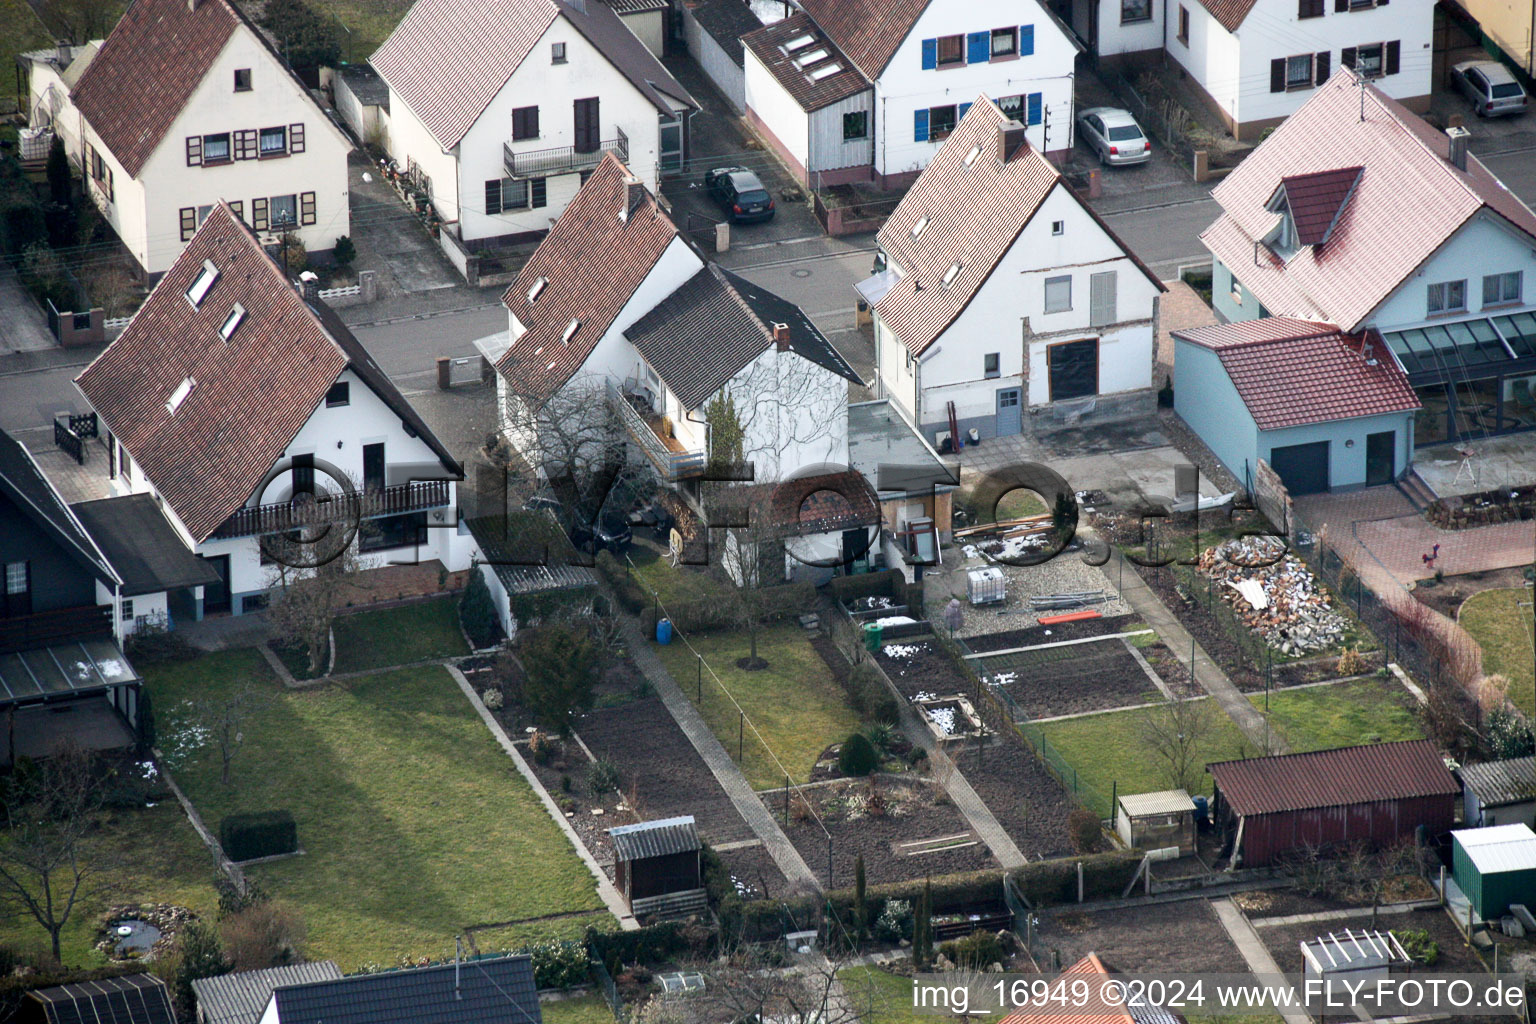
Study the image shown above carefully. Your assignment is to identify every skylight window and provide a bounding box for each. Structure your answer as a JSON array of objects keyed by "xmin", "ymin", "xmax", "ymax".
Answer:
[
  {"xmin": 964, "ymin": 145, "xmax": 982, "ymax": 167},
  {"xmin": 528, "ymin": 276, "xmax": 548, "ymax": 302},
  {"xmin": 562, "ymin": 318, "xmax": 581, "ymax": 343},
  {"xmin": 220, "ymin": 303, "xmax": 246, "ymax": 340},
  {"xmin": 794, "ymin": 48, "xmax": 828, "ymax": 66},
  {"xmin": 942, "ymin": 262, "xmax": 962, "ymax": 287},
  {"xmin": 807, "ymin": 63, "xmax": 842, "ymax": 80},
  {"xmin": 186, "ymin": 260, "xmax": 219, "ymax": 306},
  {"xmin": 784, "ymin": 33, "xmax": 815, "ymax": 51},
  {"xmin": 167, "ymin": 377, "xmax": 196, "ymax": 413},
  {"xmin": 911, "ymin": 216, "xmax": 929, "ymax": 238}
]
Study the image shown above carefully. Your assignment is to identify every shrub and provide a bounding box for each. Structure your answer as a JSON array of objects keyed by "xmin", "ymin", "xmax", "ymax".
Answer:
[
  {"xmin": 1393, "ymin": 928, "xmax": 1439, "ymax": 966},
  {"xmin": 1013, "ymin": 851, "xmax": 1141, "ymax": 906},
  {"xmin": 595, "ymin": 550, "xmax": 648, "ymax": 613},
  {"xmin": 173, "ymin": 921, "xmax": 229, "ymax": 1018},
  {"xmin": 125, "ymin": 617, "xmax": 197, "ymax": 663},
  {"xmin": 332, "ymin": 235, "xmax": 356, "ymax": 267},
  {"xmin": 216, "ymin": 876, "xmax": 269, "ymax": 919},
  {"xmin": 874, "ymin": 898, "xmax": 913, "ymax": 942},
  {"xmin": 862, "ymin": 721, "xmax": 896, "ymax": 753},
  {"xmin": 1068, "ymin": 808, "xmax": 1104, "ymax": 854},
  {"xmin": 219, "ymin": 901, "xmax": 305, "ymax": 970},
  {"xmin": 1487, "ymin": 707, "xmax": 1535, "ymax": 760},
  {"xmin": 939, "ymin": 931, "xmax": 1004, "ymax": 970},
  {"xmin": 843, "ymin": 661, "xmax": 901, "ymax": 725},
  {"xmin": 587, "ymin": 757, "xmax": 622, "ymax": 793},
  {"xmin": 219, "ymin": 811, "xmax": 298, "ymax": 862},
  {"xmin": 459, "ymin": 568, "xmax": 501, "ymax": 649},
  {"xmin": 1336, "ymin": 646, "xmax": 1365, "ymax": 676},
  {"xmin": 275, "ymin": 232, "xmax": 307, "ymax": 274},
  {"xmin": 528, "ymin": 730, "xmax": 556, "ymax": 764},
  {"xmin": 481, "ymin": 688, "xmax": 503, "ymax": 710},
  {"xmin": 521, "ymin": 939, "xmax": 588, "ymax": 989},
  {"xmin": 586, "ymin": 922, "xmax": 695, "ymax": 973},
  {"xmin": 838, "ymin": 732, "xmax": 878, "ymax": 777}
]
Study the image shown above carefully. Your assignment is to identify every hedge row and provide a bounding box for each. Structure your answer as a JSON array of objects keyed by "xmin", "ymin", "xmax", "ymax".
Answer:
[
  {"xmin": 1013, "ymin": 850, "xmax": 1142, "ymax": 905},
  {"xmin": 458, "ymin": 567, "xmax": 501, "ymax": 649},
  {"xmin": 219, "ymin": 811, "xmax": 297, "ymax": 862},
  {"xmin": 829, "ymin": 569, "xmax": 906, "ymax": 605},
  {"xmin": 586, "ymin": 921, "xmax": 693, "ymax": 972},
  {"xmin": 639, "ymin": 581, "xmax": 817, "ymax": 635},
  {"xmin": 841, "ymin": 661, "xmax": 901, "ymax": 725},
  {"xmin": 595, "ymin": 551, "xmax": 646, "ymax": 613}
]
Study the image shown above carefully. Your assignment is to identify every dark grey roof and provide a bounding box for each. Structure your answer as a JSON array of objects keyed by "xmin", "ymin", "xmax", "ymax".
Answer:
[
  {"xmin": 71, "ymin": 494, "xmax": 221, "ymax": 597},
  {"xmin": 465, "ymin": 513, "xmax": 598, "ymax": 597},
  {"xmin": 338, "ymin": 63, "xmax": 390, "ymax": 111},
  {"xmin": 604, "ymin": 0, "xmax": 670, "ymax": 13},
  {"xmin": 28, "ymin": 975, "xmax": 175, "ymax": 1024},
  {"xmin": 1461, "ymin": 757, "xmax": 1536, "ymax": 808},
  {"xmin": 270, "ymin": 956, "xmax": 540, "ymax": 1024},
  {"xmin": 847, "ymin": 399, "xmax": 956, "ymax": 498},
  {"xmin": 609, "ymin": 815, "xmax": 701, "ymax": 861},
  {"xmin": 690, "ymin": 0, "xmax": 763, "ymax": 66},
  {"xmin": 193, "ymin": 963, "xmax": 342, "ymax": 1024},
  {"xmin": 0, "ymin": 427, "xmax": 119, "ymax": 586},
  {"xmin": 624, "ymin": 265, "xmax": 861, "ymax": 410},
  {"xmin": 556, "ymin": 0, "xmax": 698, "ymax": 113}
]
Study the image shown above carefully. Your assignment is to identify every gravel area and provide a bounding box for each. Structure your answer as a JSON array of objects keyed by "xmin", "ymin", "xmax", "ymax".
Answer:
[{"xmin": 925, "ymin": 543, "xmax": 1131, "ymax": 637}]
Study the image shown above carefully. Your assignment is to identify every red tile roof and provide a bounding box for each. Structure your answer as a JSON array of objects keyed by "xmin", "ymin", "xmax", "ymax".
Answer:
[
  {"xmin": 1194, "ymin": 0, "xmax": 1257, "ymax": 33},
  {"xmin": 717, "ymin": 471, "xmax": 881, "ymax": 535},
  {"xmin": 875, "ymin": 99, "xmax": 1162, "ymax": 358},
  {"xmin": 1204, "ymin": 69, "xmax": 1536, "ymax": 332},
  {"xmin": 795, "ymin": 0, "xmax": 930, "ymax": 79},
  {"xmin": 1207, "ymin": 740, "xmax": 1457, "ymax": 817},
  {"xmin": 1174, "ymin": 317, "xmax": 1420, "ymax": 430},
  {"xmin": 1277, "ymin": 167, "xmax": 1361, "ymax": 246},
  {"xmin": 741, "ymin": 13, "xmax": 871, "ymax": 112},
  {"xmin": 496, "ymin": 155, "xmax": 685, "ymax": 402},
  {"xmin": 69, "ymin": 0, "xmax": 241, "ymax": 177},
  {"xmin": 75, "ymin": 204, "xmax": 458, "ymax": 542},
  {"xmin": 1000, "ymin": 955, "xmax": 1138, "ymax": 1024}
]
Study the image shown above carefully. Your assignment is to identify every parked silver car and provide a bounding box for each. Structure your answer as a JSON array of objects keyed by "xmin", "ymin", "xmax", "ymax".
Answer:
[
  {"xmin": 1077, "ymin": 107, "xmax": 1152, "ymax": 166},
  {"xmin": 1451, "ymin": 60, "xmax": 1528, "ymax": 117}
]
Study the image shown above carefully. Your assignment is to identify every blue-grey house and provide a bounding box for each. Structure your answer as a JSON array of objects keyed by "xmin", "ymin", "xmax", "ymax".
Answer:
[{"xmin": 1185, "ymin": 67, "xmax": 1536, "ymax": 494}]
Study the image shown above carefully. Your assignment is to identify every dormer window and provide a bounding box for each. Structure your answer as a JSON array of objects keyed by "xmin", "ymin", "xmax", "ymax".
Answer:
[
  {"xmin": 220, "ymin": 303, "xmax": 246, "ymax": 340},
  {"xmin": 911, "ymin": 216, "xmax": 929, "ymax": 238},
  {"xmin": 186, "ymin": 260, "xmax": 219, "ymax": 306},
  {"xmin": 167, "ymin": 377, "xmax": 195, "ymax": 413},
  {"xmin": 942, "ymin": 262, "xmax": 962, "ymax": 287},
  {"xmin": 1264, "ymin": 191, "xmax": 1299, "ymax": 259},
  {"xmin": 562, "ymin": 318, "xmax": 581, "ymax": 343},
  {"xmin": 528, "ymin": 276, "xmax": 548, "ymax": 302}
]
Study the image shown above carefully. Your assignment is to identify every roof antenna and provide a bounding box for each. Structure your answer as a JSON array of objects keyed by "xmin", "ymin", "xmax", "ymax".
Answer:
[
  {"xmin": 455, "ymin": 936, "xmax": 463, "ymax": 1000},
  {"xmin": 1359, "ymin": 74, "xmax": 1366, "ymax": 123}
]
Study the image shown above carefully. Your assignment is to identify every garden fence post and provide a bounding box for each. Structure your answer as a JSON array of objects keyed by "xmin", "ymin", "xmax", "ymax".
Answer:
[
  {"xmin": 785, "ymin": 774, "xmax": 790, "ymax": 823},
  {"xmin": 828, "ymin": 837, "xmax": 834, "ymax": 890},
  {"xmin": 698, "ymin": 654, "xmax": 703, "ymax": 700},
  {"xmin": 739, "ymin": 712, "xmax": 744, "ymax": 762}
]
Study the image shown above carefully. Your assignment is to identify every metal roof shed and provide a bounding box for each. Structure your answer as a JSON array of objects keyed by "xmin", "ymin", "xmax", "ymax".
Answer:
[
  {"xmin": 1452, "ymin": 824, "xmax": 1536, "ymax": 920},
  {"xmin": 608, "ymin": 816, "xmax": 705, "ymax": 919},
  {"xmin": 1459, "ymin": 757, "xmax": 1536, "ymax": 829},
  {"xmin": 1299, "ymin": 929, "xmax": 1410, "ymax": 985},
  {"xmin": 1116, "ymin": 789, "xmax": 1198, "ymax": 855}
]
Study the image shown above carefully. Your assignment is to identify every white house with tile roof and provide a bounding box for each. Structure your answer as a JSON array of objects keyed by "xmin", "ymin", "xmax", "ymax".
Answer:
[
  {"xmin": 74, "ymin": 204, "xmax": 470, "ymax": 618},
  {"xmin": 860, "ymin": 99, "xmax": 1163, "ymax": 449},
  {"xmin": 24, "ymin": 0, "xmax": 350, "ymax": 278},
  {"xmin": 372, "ymin": 0, "xmax": 696, "ymax": 251}
]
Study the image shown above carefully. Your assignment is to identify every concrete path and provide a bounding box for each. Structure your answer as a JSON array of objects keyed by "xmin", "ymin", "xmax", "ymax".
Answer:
[
  {"xmin": 1249, "ymin": 900, "xmax": 1440, "ymax": 929},
  {"xmin": 0, "ymin": 266, "xmax": 59, "ymax": 354},
  {"xmin": 1104, "ymin": 551, "xmax": 1288, "ymax": 754},
  {"xmin": 618, "ymin": 617, "xmax": 822, "ymax": 893},
  {"xmin": 448, "ymin": 664, "xmax": 639, "ymax": 931},
  {"xmin": 1210, "ymin": 897, "xmax": 1313, "ymax": 1024}
]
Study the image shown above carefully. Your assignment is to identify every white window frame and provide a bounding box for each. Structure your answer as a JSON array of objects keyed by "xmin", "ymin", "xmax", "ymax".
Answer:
[
  {"xmin": 1044, "ymin": 275, "xmax": 1072, "ymax": 313},
  {"xmin": 1427, "ymin": 279, "xmax": 1468, "ymax": 315},
  {"xmin": 1285, "ymin": 53, "xmax": 1314, "ymax": 90},
  {"xmin": 1483, "ymin": 271, "xmax": 1523, "ymax": 306}
]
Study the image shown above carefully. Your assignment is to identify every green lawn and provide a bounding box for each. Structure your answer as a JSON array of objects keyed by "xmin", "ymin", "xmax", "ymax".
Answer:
[
  {"xmin": 331, "ymin": 598, "xmax": 469, "ymax": 673},
  {"xmin": 655, "ymin": 623, "xmax": 861, "ymax": 789},
  {"xmin": 299, "ymin": 0, "xmax": 413, "ymax": 59},
  {"xmin": 540, "ymin": 993, "xmax": 615, "ymax": 1024},
  {"xmin": 2, "ymin": 0, "xmax": 49, "ymax": 103},
  {"xmin": 994, "ymin": 488, "xmax": 1049, "ymax": 520},
  {"xmin": 1461, "ymin": 588, "xmax": 1536, "ymax": 713},
  {"xmin": 1251, "ymin": 678, "xmax": 1423, "ymax": 752},
  {"xmin": 0, "ymin": 801, "xmax": 221, "ymax": 967},
  {"xmin": 1037, "ymin": 701, "xmax": 1256, "ymax": 817},
  {"xmin": 148, "ymin": 651, "xmax": 604, "ymax": 969},
  {"xmin": 839, "ymin": 966, "xmax": 972, "ymax": 1023},
  {"xmin": 626, "ymin": 545, "xmax": 735, "ymax": 608}
]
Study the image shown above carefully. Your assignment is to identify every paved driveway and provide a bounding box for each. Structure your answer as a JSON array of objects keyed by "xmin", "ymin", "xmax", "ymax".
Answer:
[
  {"xmin": 0, "ymin": 266, "xmax": 58, "ymax": 354},
  {"xmin": 347, "ymin": 150, "xmax": 466, "ymax": 299}
]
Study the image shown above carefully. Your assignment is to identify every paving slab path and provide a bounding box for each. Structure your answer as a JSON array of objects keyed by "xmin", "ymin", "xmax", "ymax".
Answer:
[
  {"xmin": 618, "ymin": 617, "xmax": 822, "ymax": 893},
  {"xmin": 1210, "ymin": 897, "xmax": 1314, "ymax": 1024}
]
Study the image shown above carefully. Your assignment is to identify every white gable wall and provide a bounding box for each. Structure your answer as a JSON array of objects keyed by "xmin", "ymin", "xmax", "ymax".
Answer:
[
  {"xmin": 722, "ymin": 345, "xmax": 851, "ymax": 481},
  {"xmin": 1366, "ymin": 214, "xmax": 1536, "ymax": 331},
  {"xmin": 386, "ymin": 91, "xmax": 463, "ymax": 223},
  {"xmin": 744, "ymin": 49, "xmax": 812, "ymax": 173},
  {"xmin": 876, "ymin": 0, "xmax": 1079, "ymax": 176},
  {"xmin": 1092, "ymin": 0, "xmax": 1166, "ymax": 58},
  {"xmin": 1164, "ymin": 2, "xmax": 1241, "ymax": 127}
]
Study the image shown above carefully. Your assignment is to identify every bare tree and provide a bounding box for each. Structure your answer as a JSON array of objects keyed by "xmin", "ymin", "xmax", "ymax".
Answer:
[
  {"xmin": 0, "ymin": 740, "xmax": 115, "ymax": 962},
  {"xmin": 1136, "ymin": 696, "xmax": 1216, "ymax": 794},
  {"xmin": 717, "ymin": 495, "xmax": 785, "ymax": 670},
  {"xmin": 265, "ymin": 545, "xmax": 375, "ymax": 678},
  {"xmin": 722, "ymin": 346, "xmax": 847, "ymax": 482},
  {"xmin": 42, "ymin": 0, "xmax": 117, "ymax": 43},
  {"xmin": 497, "ymin": 373, "xmax": 629, "ymax": 525},
  {"xmin": 632, "ymin": 944, "xmax": 880, "ymax": 1024},
  {"xmin": 192, "ymin": 684, "xmax": 272, "ymax": 785}
]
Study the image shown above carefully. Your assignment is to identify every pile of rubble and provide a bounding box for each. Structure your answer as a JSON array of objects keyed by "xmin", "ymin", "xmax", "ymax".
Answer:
[{"xmin": 1197, "ymin": 536, "xmax": 1348, "ymax": 655}]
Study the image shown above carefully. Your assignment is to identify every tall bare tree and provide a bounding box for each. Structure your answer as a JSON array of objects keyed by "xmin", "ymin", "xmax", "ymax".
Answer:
[
  {"xmin": 192, "ymin": 685, "xmax": 272, "ymax": 785},
  {"xmin": 0, "ymin": 740, "xmax": 115, "ymax": 962},
  {"xmin": 497, "ymin": 373, "xmax": 628, "ymax": 526},
  {"xmin": 265, "ymin": 545, "xmax": 374, "ymax": 678},
  {"xmin": 1136, "ymin": 696, "xmax": 1216, "ymax": 794},
  {"xmin": 632, "ymin": 945, "xmax": 880, "ymax": 1024},
  {"xmin": 42, "ymin": 0, "xmax": 117, "ymax": 44}
]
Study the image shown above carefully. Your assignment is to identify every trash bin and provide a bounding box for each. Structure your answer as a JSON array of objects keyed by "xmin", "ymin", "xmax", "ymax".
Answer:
[
  {"xmin": 656, "ymin": 618, "xmax": 673, "ymax": 645},
  {"xmin": 863, "ymin": 623, "xmax": 883, "ymax": 652}
]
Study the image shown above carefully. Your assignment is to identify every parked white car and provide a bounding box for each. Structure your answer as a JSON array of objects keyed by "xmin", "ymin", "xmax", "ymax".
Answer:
[
  {"xmin": 1451, "ymin": 60, "xmax": 1528, "ymax": 117},
  {"xmin": 1077, "ymin": 107, "xmax": 1152, "ymax": 166}
]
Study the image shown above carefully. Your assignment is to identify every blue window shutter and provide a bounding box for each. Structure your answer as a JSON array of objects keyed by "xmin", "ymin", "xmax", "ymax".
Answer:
[
  {"xmin": 957, "ymin": 101, "xmax": 972, "ymax": 121},
  {"xmin": 1027, "ymin": 92, "xmax": 1042, "ymax": 125},
  {"xmin": 1020, "ymin": 24, "xmax": 1035, "ymax": 55},
  {"xmin": 921, "ymin": 38, "xmax": 937, "ymax": 69},
  {"xmin": 914, "ymin": 108, "xmax": 930, "ymax": 141},
  {"xmin": 967, "ymin": 31, "xmax": 990, "ymax": 64}
]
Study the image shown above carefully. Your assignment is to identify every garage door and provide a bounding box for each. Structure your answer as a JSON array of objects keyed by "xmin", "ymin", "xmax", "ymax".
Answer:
[
  {"xmin": 1269, "ymin": 441, "xmax": 1330, "ymax": 495},
  {"xmin": 1048, "ymin": 339, "xmax": 1099, "ymax": 402}
]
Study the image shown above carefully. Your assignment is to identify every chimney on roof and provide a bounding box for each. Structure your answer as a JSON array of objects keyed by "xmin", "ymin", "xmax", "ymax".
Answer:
[
  {"xmin": 771, "ymin": 322, "xmax": 790, "ymax": 351},
  {"xmin": 1446, "ymin": 125, "xmax": 1470, "ymax": 172},
  {"xmin": 187, "ymin": 0, "xmax": 202, "ymax": 10},
  {"xmin": 620, "ymin": 176, "xmax": 645, "ymax": 223},
  {"xmin": 54, "ymin": 40, "xmax": 72, "ymax": 66},
  {"xmin": 298, "ymin": 269, "xmax": 320, "ymax": 303},
  {"xmin": 998, "ymin": 119, "xmax": 1028, "ymax": 163}
]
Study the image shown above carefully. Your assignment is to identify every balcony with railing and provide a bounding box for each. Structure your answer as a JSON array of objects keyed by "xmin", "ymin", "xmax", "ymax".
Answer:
[
  {"xmin": 606, "ymin": 379, "xmax": 706, "ymax": 482},
  {"xmin": 211, "ymin": 479, "xmax": 452, "ymax": 539},
  {"xmin": 504, "ymin": 128, "xmax": 628, "ymax": 179}
]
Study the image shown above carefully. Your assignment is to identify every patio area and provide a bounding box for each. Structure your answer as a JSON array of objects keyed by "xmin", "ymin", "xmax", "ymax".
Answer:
[{"xmin": 1414, "ymin": 433, "xmax": 1536, "ymax": 497}]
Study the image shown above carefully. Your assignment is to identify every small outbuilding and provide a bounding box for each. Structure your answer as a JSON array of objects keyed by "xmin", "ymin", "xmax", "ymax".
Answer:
[
  {"xmin": 1451, "ymin": 824, "xmax": 1536, "ymax": 921},
  {"xmin": 193, "ymin": 962, "xmax": 341, "ymax": 1024},
  {"xmin": 25, "ymin": 976, "xmax": 175, "ymax": 1024},
  {"xmin": 1116, "ymin": 789, "xmax": 1197, "ymax": 855},
  {"xmin": 609, "ymin": 815, "xmax": 706, "ymax": 918},
  {"xmin": 1207, "ymin": 740, "xmax": 1458, "ymax": 868},
  {"xmin": 1300, "ymin": 929, "xmax": 1410, "ymax": 987},
  {"xmin": 1459, "ymin": 757, "xmax": 1536, "ymax": 830}
]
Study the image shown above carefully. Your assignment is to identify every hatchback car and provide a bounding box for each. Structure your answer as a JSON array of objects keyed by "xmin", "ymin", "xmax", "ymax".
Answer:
[
  {"xmin": 1077, "ymin": 107, "xmax": 1152, "ymax": 166},
  {"xmin": 1452, "ymin": 60, "xmax": 1528, "ymax": 117},
  {"xmin": 704, "ymin": 166, "xmax": 776, "ymax": 222}
]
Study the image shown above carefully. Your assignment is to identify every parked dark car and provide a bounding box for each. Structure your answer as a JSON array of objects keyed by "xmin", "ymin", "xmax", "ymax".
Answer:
[
  {"xmin": 704, "ymin": 166, "xmax": 776, "ymax": 223},
  {"xmin": 569, "ymin": 510, "xmax": 633, "ymax": 555}
]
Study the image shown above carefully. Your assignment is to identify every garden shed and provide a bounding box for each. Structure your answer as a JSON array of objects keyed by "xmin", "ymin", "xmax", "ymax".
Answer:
[
  {"xmin": 1460, "ymin": 757, "xmax": 1536, "ymax": 829},
  {"xmin": 1207, "ymin": 741, "xmax": 1458, "ymax": 868},
  {"xmin": 1300, "ymin": 929, "xmax": 1410, "ymax": 986},
  {"xmin": 609, "ymin": 815, "xmax": 706, "ymax": 918},
  {"xmin": 1451, "ymin": 824, "xmax": 1536, "ymax": 921},
  {"xmin": 1116, "ymin": 789, "xmax": 1197, "ymax": 855},
  {"xmin": 25, "ymin": 976, "xmax": 175, "ymax": 1024}
]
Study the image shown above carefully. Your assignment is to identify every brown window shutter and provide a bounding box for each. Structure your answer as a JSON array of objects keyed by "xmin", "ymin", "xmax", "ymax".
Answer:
[
  {"xmin": 106, "ymin": 167, "xmax": 113, "ymax": 202},
  {"xmin": 229, "ymin": 200, "xmax": 244, "ymax": 222},
  {"xmin": 1385, "ymin": 39, "xmax": 1400, "ymax": 74},
  {"xmin": 300, "ymin": 191, "xmax": 316, "ymax": 226},
  {"xmin": 1270, "ymin": 58, "xmax": 1286, "ymax": 92},
  {"xmin": 186, "ymin": 135, "xmax": 202, "ymax": 166},
  {"xmin": 252, "ymin": 197, "xmax": 269, "ymax": 230},
  {"xmin": 1334, "ymin": 0, "xmax": 1347, "ymax": 10},
  {"xmin": 180, "ymin": 207, "xmax": 197, "ymax": 241},
  {"xmin": 1315, "ymin": 50, "xmax": 1330, "ymax": 84},
  {"xmin": 1341, "ymin": 46, "xmax": 1356, "ymax": 68},
  {"xmin": 236, "ymin": 129, "xmax": 258, "ymax": 160},
  {"xmin": 289, "ymin": 123, "xmax": 305, "ymax": 153}
]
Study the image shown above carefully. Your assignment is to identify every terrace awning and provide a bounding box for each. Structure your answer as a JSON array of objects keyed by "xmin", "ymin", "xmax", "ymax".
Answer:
[
  {"xmin": 1382, "ymin": 313, "xmax": 1536, "ymax": 379},
  {"xmin": 0, "ymin": 639, "xmax": 140, "ymax": 708}
]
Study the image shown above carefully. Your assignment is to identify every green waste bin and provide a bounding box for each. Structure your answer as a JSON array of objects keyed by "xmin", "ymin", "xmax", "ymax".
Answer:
[{"xmin": 863, "ymin": 623, "xmax": 883, "ymax": 653}]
